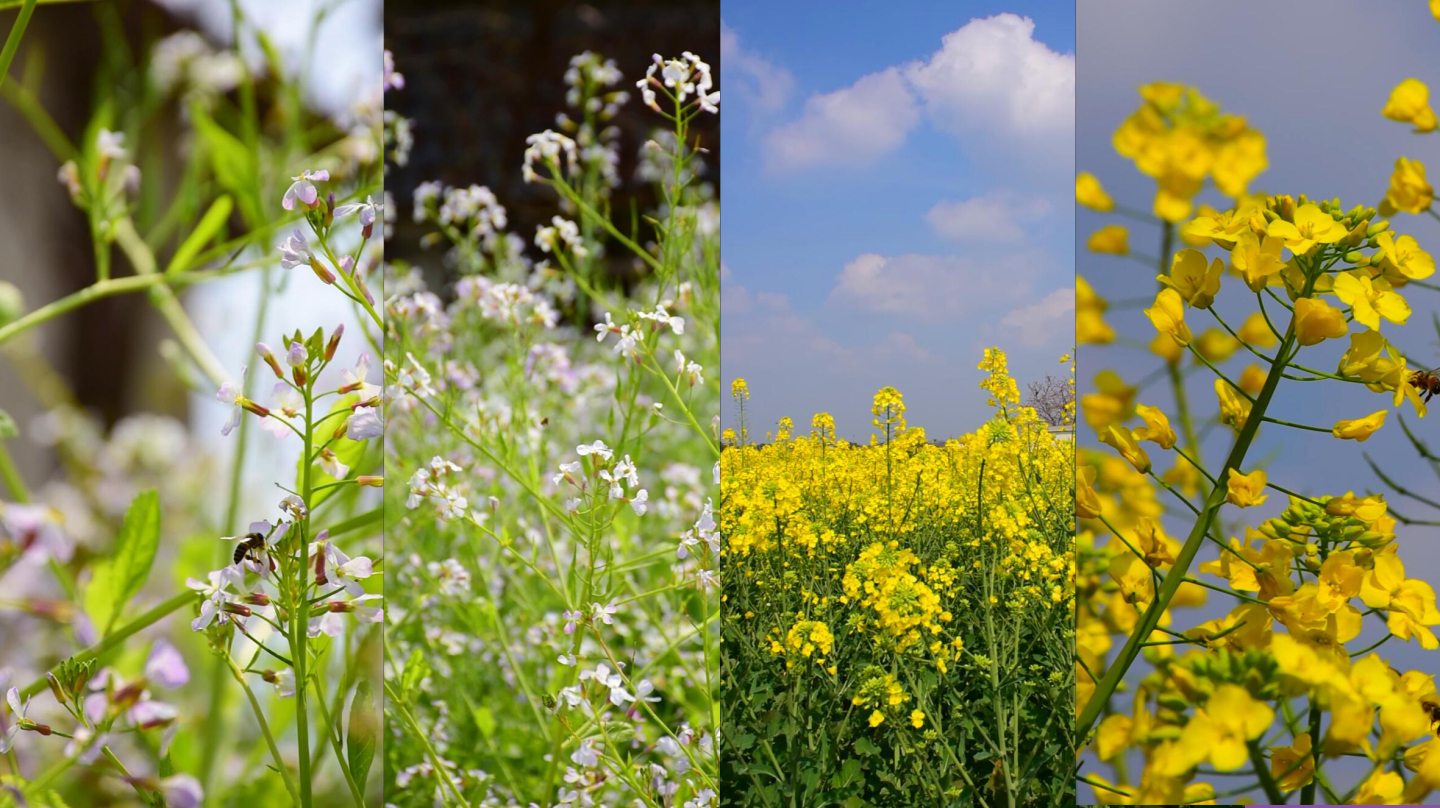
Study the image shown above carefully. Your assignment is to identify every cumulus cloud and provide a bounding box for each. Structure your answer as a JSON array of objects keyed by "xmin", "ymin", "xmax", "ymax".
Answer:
[
  {"xmin": 999, "ymin": 287, "xmax": 1074, "ymax": 347},
  {"xmin": 826, "ymin": 252, "xmax": 1038, "ymax": 321},
  {"xmin": 760, "ymin": 13, "xmax": 1072, "ymax": 172},
  {"xmin": 905, "ymin": 14, "xmax": 1074, "ymax": 146},
  {"xmin": 924, "ymin": 193, "xmax": 1052, "ymax": 242},
  {"xmin": 762, "ymin": 68, "xmax": 920, "ymax": 172},
  {"xmin": 720, "ymin": 21, "xmax": 796, "ymax": 115}
]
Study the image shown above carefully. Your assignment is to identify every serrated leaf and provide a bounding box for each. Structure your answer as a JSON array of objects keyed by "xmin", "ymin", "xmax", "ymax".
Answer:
[
  {"xmin": 106, "ymin": 490, "xmax": 161, "ymax": 633},
  {"xmin": 346, "ymin": 679, "xmax": 378, "ymax": 791}
]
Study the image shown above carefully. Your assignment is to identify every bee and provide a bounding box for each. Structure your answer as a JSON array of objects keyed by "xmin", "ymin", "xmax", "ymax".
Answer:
[
  {"xmin": 231, "ymin": 532, "xmax": 268, "ymax": 567},
  {"xmin": 1425, "ymin": 698, "xmax": 1440, "ymax": 736},
  {"xmin": 1410, "ymin": 366, "xmax": 1440, "ymax": 403}
]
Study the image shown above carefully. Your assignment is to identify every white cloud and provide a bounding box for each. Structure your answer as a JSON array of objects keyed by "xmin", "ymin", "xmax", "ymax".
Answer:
[
  {"xmin": 758, "ymin": 13, "xmax": 1073, "ymax": 172},
  {"xmin": 924, "ymin": 193, "xmax": 1052, "ymax": 242},
  {"xmin": 904, "ymin": 14, "xmax": 1074, "ymax": 147},
  {"xmin": 720, "ymin": 21, "xmax": 796, "ymax": 115},
  {"xmin": 827, "ymin": 252, "xmax": 1037, "ymax": 321},
  {"xmin": 762, "ymin": 68, "xmax": 919, "ymax": 173},
  {"xmin": 999, "ymin": 287, "xmax": 1074, "ymax": 347}
]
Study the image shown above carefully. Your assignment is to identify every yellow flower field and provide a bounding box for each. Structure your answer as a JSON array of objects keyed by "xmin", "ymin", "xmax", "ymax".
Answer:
[{"xmin": 720, "ymin": 349, "xmax": 1075, "ymax": 807}]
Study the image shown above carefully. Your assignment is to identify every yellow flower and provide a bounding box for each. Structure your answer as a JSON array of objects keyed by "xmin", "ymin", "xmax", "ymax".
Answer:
[
  {"xmin": 1077, "ymin": 465, "xmax": 1101, "ymax": 520},
  {"xmin": 1099, "ymin": 425, "xmax": 1151, "ymax": 474},
  {"xmin": 1076, "ymin": 172, "xmax": 1114, "ymax": 212},
  {"xmin": 1237, "ymin": 312, "xmax": 1278, "ymax": 349},
  {"xmin": 1177, "ymin": 685, "xmax": 1275, "ymax": 772},
  {"xmin": 1194, "ymin": 329, "xmax": 1239, "ymax": 363},
  {"xmin": 1077, "ymin": 275, "xmax": 1115, "ymax": 344},
  {"xmin": 1332, "ymin": 410, "xmax": 1387, "ymax": 442},
  {"xmin": 1159, "ymin": 249, "xmax": 1222, "ymax": 308},
  {"xmin": 1265, "ymin": 203, "xmax": 1348, "ymax": 254},
  {"xmin": 1088, "ymin": 224, "xmax": 1129, "ymax": 255},
  {"xmin": 1148, "ymin": 332, "xmax": 1183, "ymax": 365},
  {"xmin": 1225, "ymin": 468, "xmax": 1268, "ymax": 508},
  {"xmin": 869, "ymin": 710, "xmax": 885, "ymax": 728},
  {"xmin": 1360, "ymin": 554, "xmax": 1440, "ymax": 649},
  {"xmin": 1292, "ymin": 297, "xmax": 1348, "ymax": 346},
  {"xmin": 1270, "ymin": 733, "xmax": 1314, "ymax": 792},
  {"xmin": 1333, "ymin": 271, "xmax": 1411, "ymax": 331},
  {"xmin": 1380, "ymin": 157, "xmax": 1433, "ymax": 216},
  {"xmin": 1215, "ymin": 379, "xmax": 1251, "ymax": 431},
  {"xmin": 1383, "ymin": 78, "xmax": 1438, "ymax": 133},
  {"xmin": 731, "ymin": 378, "xmax": 749, "ymax": 400},
  {"xmin": 1238, "ymin": 363, "xmax": 1266, "ymax": 395},
  {"xmin": 910, "ymin": 709, "xmax": 925, "ymax": 729},
  {"xmin": 1229, "ymin": 231, "xmax": 1286, "ymax": 292},
  {"xmin": 1354, "ymin": 768, "xmax": 1404, "ymax": 805},
  {"xmin": 1132, "ymin": 404, "xmax": 1176, "ymax": 449},
  {"xmin": 1144, "ymin": 288, "xmax": 1192, "ymax": 345},
  {"xmin": 1375, "ymin": 231, "xmax": 1435, "ymax": 283}
]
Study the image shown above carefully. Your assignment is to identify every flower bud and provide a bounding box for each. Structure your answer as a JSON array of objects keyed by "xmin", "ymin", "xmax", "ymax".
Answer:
[
  {"xmin": 1344, "ymin": 250, "xmax": 1364, "ymax": 264},
  {"xmin": 222, "ymin": 602, "xmax": 253, "ymax": 618},
  {"xmin": 309, "ymin": 256, "xmax": 337, "ymax": 285},
  {"xmin": 356, "ymin": 476, "xmax": 384, "ymax": 487},
  {"xmin": 241, "ymin": 399, "xmax": 271, "ymax": 418},
  {"xmin": 325, "ymin": 324, "xmax": 343, "ymax": 360},
  {"xmin": 245, "ymin": 592, "xmax": 271, "ymax": 606},
  {"xmin": 1367, "ymin": 219, "xmax": 1391, "ymax": 237},
  {"xmin": 47, "ymin": 672, "xmax": 68, "ymax": 705},
  {"xmin": 257, "ymin": 343, "xmax": 285, "ymax": 379},
  {"xmin": 315, "ymin": 548, "xmax": 328, "ymax": 586},
  {"xmin": 325, "ymin": 192, "xmax": 336, "ymax": 227}
]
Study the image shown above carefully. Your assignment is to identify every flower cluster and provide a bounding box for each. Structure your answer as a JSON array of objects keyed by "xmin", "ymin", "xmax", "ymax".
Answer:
[{"xmin": 1077, "ymin": 59, "xmax": 1440, "ymax": 806}]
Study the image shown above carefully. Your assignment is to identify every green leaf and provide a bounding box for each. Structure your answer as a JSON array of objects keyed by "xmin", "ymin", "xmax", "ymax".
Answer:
[
  {"xmin": 400, "ymin": 648, "xmax": 429, "ymax": 701},
  {"xmin": 164, "ymin": 195, "xmax": 232, "ymax": 275},
  {"xmin": 297, "ymin": 394, "xmax": 369, "ymax": 507},
  {"xmin": 346, "ymin": 679, "xmax": 378, "ymax": 791},
  {"xmin": 189, "ymin": 104, "xmax": 255, "ymax": 208},
  {"xmin": 472, "ymin": 704, "xmax": 496, "ymax": 739},
  {"xmin": 0, "ymin": 407, "xmax": 15, "ymax": 439},
  {"xmin": 106, "ymin": 490, "xmax": 161, "ymax": 633}
]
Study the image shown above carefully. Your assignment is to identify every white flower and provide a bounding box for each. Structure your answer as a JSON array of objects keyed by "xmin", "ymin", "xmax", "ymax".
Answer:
[
  {"xmin": 346, "ymin": 406, "xmax": 383, "ymax": 441},
  {"xmin": 591, "ymin": 602, "xmax": 619, "ymax": 625},
  {"xmin": 576, "ymin": 440, "xmax": 613, "ymax": 461},
  {"xmin": 630, "ymin": 488, "xmax": 649, "ymax": 515},
  {"xmin": 277, "ymin": 229, "xmax": 313, "ymax": 269},
  {"xmin": 324, "ymin": 542, "xmax": 375, "ymax": 596},
  {"xmin": 340, "ymin": 352, "xmax": 381, "ymax": 399},
  {"xmin": 335, "ymin": 194, "xmax": 382, "ymax": 227},
  {"xmin": 215, "ymin": 367, "xmax": 250, "ymax": 437},
  {"xmin": 522, "ymin": 130, "xmax": 577, "ymax": 183},
  {"xmin": 96, "ymin": 128, "xmax": 128, "ymax": 160},
  {"xmin": 281, "ymin": 168, "xmax": 329, "ymax": 211},
  {"xmin": 1, "ymin": 687, "xmax": 27, "ymax": 753}
]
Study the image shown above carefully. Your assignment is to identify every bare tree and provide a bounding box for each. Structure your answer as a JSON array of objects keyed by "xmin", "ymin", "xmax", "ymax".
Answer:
[{"xmin": 1026, "ymin": 374, "xmax": 1073, "ymax": 427}]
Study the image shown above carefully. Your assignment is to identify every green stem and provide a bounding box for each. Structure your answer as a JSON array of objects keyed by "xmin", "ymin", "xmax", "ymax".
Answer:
[
  {"xmin": 0, "ymin": 0, "xmax": 39, "ymax": 86},
  {"xmin": 21, "ymin": 590, "xmax": 197, "ymax": 698},
  {"xmin": 1079, "ymin": 296, "xmax": 1302, "ymax": 741},
  {"xmin": 226, "ymin": 652, "xmax": 301, "ymax": 806}
]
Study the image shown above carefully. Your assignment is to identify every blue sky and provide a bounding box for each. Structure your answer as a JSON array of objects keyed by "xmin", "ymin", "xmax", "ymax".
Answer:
[
  {"xmin": 1077, "ymin": 1, "xmax": 1440, "ymax": 803},
  {"xmin": 720, "ymin": 1, "xmax": 1076, "ymax": 441}
]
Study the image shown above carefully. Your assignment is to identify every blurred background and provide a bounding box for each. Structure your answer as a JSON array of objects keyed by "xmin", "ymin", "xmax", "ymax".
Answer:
[{"xmin": 384, "ymin": 0, "xmax": 719, "ymax": 296}]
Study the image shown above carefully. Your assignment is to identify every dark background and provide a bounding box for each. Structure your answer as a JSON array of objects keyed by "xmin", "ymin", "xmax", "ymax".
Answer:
[{"xmin": 384, "ymin": 0, "xmax": 720, "ymax": 277}]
